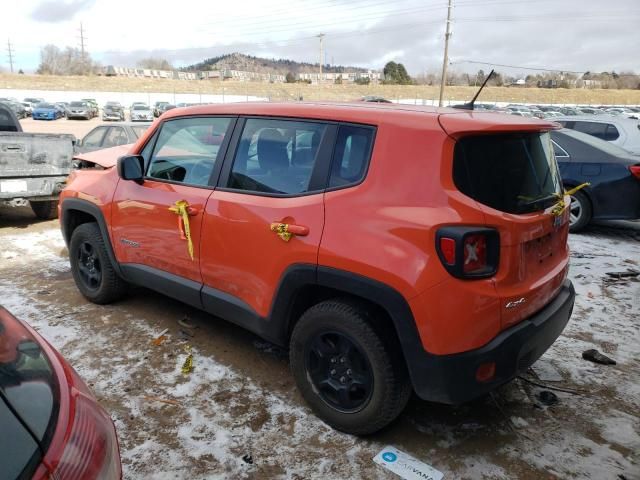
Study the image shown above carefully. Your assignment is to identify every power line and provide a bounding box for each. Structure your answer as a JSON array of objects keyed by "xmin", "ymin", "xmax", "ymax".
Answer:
[
  {"xmin": 452, "ymin": 60, "xmax": 586, "ymax": 74},
  {"xmin": 6, "ymin": 38, "xmax": 14, "ymax": 73}
]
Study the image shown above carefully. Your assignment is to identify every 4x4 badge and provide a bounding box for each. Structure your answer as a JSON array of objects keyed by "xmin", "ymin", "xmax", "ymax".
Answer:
[{"xmin": 505, "ymin": 298, "xmax": 526, "ymax": 309}]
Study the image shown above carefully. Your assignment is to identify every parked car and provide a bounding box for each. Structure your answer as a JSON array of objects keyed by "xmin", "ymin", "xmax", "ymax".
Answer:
[
  {"xmin": 551, "ymin": 128, "xmax": 640, "ymax": 231},
  {"xmin": 67, "ymin": 101, "xmax": 95, "ymax": 120},
  {"xmin": 32, "ymin": 102, "xmax": 64, "ymax": 121},
  {"xmin": 153, "ymin": 101, "xmax": 170, "ymax": 117},
  {"xmin": 157, "ymin": 103, "xmax": 176, "ymax": 116},
  {"xmin": 81, "ymin": 98, "xmax": 99, "ymax": 116},
  {"xmin": 507, "ymin": 106, "xmax": 533, "ymax": 117},
  {"xmin": 0, "ymin": 306, "xmax": 122, "ymax": 479},
  {"xmin": 554, "ymin": 115, "xmax": 640, "ymax": 155},
  {"xmin": 77, "ymin": 122, "xmax": 152, "ymax": 153},
  {"xmin": 103, "ymin": 101, "xmax": 125, "ymax": 121},
  {"xmin": 21, "ymin": 102, "xmax": 33, "ymax": 117},
  {"xmin": 129, "ymin": 104, "xmax": 153, "ymax": 122},
  {"xmin": 61, "ymin": 103, "xmax": 575, "ymax": 435},
  {"xmin": 577, "ymin": 107, "xmax": 604, "ymax": 115},
  {"xmin": 604, "ymin": 107, "xmax": 639, "ymax": 119},
  {"xmin": 358, "ymin": 96, "xmax": 393, "ymax": 103},
  {"xmin": 55, "ymin": 102, "xmax": 69, "ymax": 117}
]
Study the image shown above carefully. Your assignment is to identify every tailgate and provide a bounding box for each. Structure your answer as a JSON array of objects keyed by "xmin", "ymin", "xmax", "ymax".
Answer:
[
  {"xmin": 0, "ymin": 132, "xmax": 75, "ymax": 178},
  {"xmin": 449, "ymin": 125, "xmax": 570, "ymax": 330}
]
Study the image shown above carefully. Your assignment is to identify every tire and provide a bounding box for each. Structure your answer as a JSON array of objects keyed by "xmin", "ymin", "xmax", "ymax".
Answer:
[
  {"xmin": 30, "ymin": 200, "xmax": 59, "ymax": 220},
  {"xmin": 569, "ymin": 190, "xmax": 592, "ymax": 233},
  {"xmin": 290, "ymin": 299, "xmax": 411, "ymax": 435},
  {"xmin": 69, "ymin": 223, "xmax": 127, "ymax": 304}
]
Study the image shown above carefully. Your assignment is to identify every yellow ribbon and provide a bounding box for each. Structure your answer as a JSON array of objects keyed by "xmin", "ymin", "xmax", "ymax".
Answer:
[
  {"xmin": 181, "ymin": 345, "xmax": 193, "ymax": 375},
  {"xmin": 168, "ymin": 200, "xmax": 195, "ymax": 261},
  {"xmin": 550, "ymin": 183, "xmax": 590, "ymax": 217}
]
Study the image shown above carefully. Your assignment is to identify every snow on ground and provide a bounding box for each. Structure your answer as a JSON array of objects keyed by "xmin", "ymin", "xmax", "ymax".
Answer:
[{"xmin": 0, "ymin": 219, "xmax": 639, "ymax": 479}]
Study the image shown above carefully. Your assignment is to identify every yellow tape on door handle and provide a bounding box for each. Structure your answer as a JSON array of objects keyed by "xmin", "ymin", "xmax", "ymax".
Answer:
[{"xmin": 168, "ymin": 200, "xmax": 195, "ymax": 261}]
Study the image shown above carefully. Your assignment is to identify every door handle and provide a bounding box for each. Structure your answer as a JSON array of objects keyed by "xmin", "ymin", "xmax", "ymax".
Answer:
[{"xmin": 270, "ymin": 222, "xmax": 309, "ymax": 242}]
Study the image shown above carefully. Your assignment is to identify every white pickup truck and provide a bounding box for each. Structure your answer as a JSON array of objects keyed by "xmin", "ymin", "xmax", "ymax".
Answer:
[{"xmin": 0, "ymin": 103, "xmax": 75, "ymax": 219}]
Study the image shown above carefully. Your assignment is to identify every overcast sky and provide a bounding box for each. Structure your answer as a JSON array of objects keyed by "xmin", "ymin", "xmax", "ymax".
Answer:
[{"xmin": 6, "ymin": 0, "xmax": 639, "ymax": 76}]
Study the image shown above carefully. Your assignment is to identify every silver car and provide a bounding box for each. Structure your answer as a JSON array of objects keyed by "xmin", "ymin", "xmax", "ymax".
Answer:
[
  {"xmin": 554, "ymin": 115, "xmax": 640, "ymax": 156},
  {"xmin": 130, "ymin": 104, "xmax": 153, "ymax": 122},
  {"xmin": 76, "ymin": 122, "xmax": 152, "ymax": 153},
  {"xmin": 67, "ymin": 101, "xmax": 94, "ymax": 120}
]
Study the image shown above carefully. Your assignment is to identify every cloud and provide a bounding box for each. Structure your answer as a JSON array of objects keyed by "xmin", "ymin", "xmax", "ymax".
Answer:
[{"xmin": 31, "ymin": 0, "xmax": 95, "ymax": 23}]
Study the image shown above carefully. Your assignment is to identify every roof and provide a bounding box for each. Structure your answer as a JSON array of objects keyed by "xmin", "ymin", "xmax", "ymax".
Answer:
[{"xmin": 161, "ymin": 101, "xmax": 557, "ymax": 133}]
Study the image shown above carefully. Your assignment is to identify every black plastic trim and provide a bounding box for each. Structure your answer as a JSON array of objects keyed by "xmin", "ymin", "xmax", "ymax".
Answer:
[
  {"xmin": 120, "ymin": 264, "xmax": 203, "ymax": 309},
  {"xmin": 60, "ymin": 198, "xmax": 123, "ymax": 277},
  {"xmin": 435, "ymin": 226, "xmax": 500, "ymax": 279}
]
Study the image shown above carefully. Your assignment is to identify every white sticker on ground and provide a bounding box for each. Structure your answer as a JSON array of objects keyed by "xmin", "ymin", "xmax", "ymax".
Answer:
[{"xmin": 374, "ymin": 446, "xmax": 444, "ymax": 480}]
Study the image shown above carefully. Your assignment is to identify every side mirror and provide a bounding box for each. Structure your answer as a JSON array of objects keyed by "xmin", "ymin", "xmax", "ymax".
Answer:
[{"xmin": 117, "ymin": 155, "xmax": 144, "ymax": 183}]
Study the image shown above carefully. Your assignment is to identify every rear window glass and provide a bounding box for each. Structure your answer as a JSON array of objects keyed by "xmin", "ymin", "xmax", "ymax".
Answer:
[{"xmin": 453, "ymin": 132, "xmax": 562, "ymax": 214}]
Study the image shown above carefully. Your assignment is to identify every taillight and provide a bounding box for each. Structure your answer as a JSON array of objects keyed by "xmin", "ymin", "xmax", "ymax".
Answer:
[
  {"xmin": 54, "ymin": 393, "xmax": 121, "ymax": 480},
  {"xmin": 436, "ymin": 227, "xmax": 500, "ymax": 279},
  {"xmin": 630, "ymin": 165, "xmax": 640, "ymax": 180}
]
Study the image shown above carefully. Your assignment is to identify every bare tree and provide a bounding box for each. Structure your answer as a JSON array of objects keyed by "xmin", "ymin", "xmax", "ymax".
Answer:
[{"xmin": 136, "ymin": 58, "xmax": 173, "ymax": 70}]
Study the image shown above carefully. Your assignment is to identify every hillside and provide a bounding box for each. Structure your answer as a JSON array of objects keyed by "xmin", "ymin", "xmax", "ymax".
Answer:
[{"xmin": 186, "ymin": 52, "xmax": 369, "ymax": 75}]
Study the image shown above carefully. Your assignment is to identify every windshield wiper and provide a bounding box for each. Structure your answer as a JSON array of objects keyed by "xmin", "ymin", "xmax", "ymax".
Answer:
[{"xmin": 516, "ymin": 193, "xmax": 560, "ymax": 212}]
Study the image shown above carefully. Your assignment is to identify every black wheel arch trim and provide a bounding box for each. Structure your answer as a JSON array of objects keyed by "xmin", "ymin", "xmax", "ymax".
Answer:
[{"xmin": 60, "ymin": 198, "xmax": 123, "ymax": 277}]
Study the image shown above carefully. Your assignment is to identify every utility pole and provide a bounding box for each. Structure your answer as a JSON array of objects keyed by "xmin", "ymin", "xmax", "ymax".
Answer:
[
  {"xmin": 78, "ymin": 22, "xmax": 87, "ymax": 74},
  {"xmin": 317, "ymin": 33, "xmax": 325, "ymax": 84},
  {"xmin": 6, "ymin": 38, "xmax": 14, "ymax": 73},
  {"xmin": 438, "ymin": 0, "xmax": 453, "ymax": 107}
]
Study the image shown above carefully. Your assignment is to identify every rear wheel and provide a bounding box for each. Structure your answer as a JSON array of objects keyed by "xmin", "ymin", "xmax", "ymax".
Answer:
[
  {"xmin": 569, "ymin": 190, "xmax": 592, "ymax": 233},
  {"xmin": 69, "ymin": 223, "xmax": 127, "ymax": 304},
  {"xmin": 30, "ymin": 200, "xmax": 59, "ymax": 220},
  {"xmin": 290, "ymin": 299, "xmax": 411, "ymax": 435}
]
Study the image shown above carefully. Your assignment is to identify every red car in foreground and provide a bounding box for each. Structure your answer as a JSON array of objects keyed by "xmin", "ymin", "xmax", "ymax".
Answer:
[{"xmin": 0, "ymin": 306, "xmax": 121, "ymax": 479}]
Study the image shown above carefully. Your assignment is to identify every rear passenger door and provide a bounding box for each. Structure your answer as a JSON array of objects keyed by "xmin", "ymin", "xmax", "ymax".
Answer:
[{"xmin": 201, "ymin": 117, "xmax": 334, "ymax": 319}]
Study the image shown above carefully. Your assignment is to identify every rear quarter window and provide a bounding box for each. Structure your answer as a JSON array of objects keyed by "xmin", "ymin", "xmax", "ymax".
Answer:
[{"xmin": 328, "ymin": 125, "xmax": 374, "ymax": 188}]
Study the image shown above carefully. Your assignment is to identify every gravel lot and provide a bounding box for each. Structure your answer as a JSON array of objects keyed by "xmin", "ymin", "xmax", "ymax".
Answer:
[
  {"xmin": 2, "ymin": 117, "xmax": 639, "ymax": 478},
  {"xmin": 20, "ymin": 115, "xmax": 111, "ymax": 139}
]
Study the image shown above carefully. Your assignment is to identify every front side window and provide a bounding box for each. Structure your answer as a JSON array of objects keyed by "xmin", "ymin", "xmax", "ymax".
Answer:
[
  {"xmin": 228, "ymin": 118, "xmax": 326, "ymax": 195},
  {"xmin": 329, "ymin": 125, "xmax": 374, "ymax": 188},
  {"xmin": 147, "ymin": 117, "xmax": 232, "ymax": 186}
]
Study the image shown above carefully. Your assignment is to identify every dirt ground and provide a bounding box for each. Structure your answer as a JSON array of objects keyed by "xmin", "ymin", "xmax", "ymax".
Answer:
[
  {"xmin": 20, "ymin": 116, "xmax": 113, "ymax": 139},
  {"xmin": 1, "ymin": 202, "xmax": 639, "ymax": 479}
]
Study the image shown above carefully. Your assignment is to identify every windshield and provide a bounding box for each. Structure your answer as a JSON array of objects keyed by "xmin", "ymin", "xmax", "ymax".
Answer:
[
  {"xmin": 133, "ymin": 105, "xmax": 149, "ymax": 110},
  {"xmin": 70, "ymin": 101, "xmax": 87, "ymax": 107},
  {"xmin": 36, "ymin": 103, "xmax": 55, "ymax": 109},
  {"xmin": 453, "ymin": 132, "xmax": 562, "ymax": 214},
  {"xmin": 131, "ymin": 125, "xmax": 150, "ymax": 138}
]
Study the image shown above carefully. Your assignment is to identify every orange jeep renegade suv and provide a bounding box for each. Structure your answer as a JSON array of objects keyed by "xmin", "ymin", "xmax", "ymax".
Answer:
[{"xmin": 60, "ymin": 103, "xmax": 575, "ymax": 434}]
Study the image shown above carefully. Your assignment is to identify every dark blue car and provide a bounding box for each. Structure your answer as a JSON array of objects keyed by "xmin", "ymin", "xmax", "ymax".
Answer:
[
  {"xmin": 32, "ymin": 102, "xmax": 63, "ymax": 120},
  {"xmin": 551, "ymin": 128, "xmax": 640, "ymax": 232}
]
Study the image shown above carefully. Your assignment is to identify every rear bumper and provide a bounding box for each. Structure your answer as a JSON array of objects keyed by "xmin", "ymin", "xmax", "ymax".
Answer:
[{"xmin": 410, "ymin": 280, "xmax": 575, "ymax": 404}]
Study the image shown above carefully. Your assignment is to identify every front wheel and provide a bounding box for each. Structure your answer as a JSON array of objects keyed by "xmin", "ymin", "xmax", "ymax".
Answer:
[
  {"xmin": 290, "ymin": 299, "xmax": 411, "ymax": 435},
  {"xmin": 569, "ymin": 190, "xmax": 592, "ymax": 233},
  {"xmin": 69, "ymin": 223, "xmax": 127, "ymax": 304}
]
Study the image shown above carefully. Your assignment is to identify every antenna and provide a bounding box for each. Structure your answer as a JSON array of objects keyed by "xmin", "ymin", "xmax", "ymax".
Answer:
[{"xmin": 452, "ymin": 69, "xmax": 495, "ymax": 110}]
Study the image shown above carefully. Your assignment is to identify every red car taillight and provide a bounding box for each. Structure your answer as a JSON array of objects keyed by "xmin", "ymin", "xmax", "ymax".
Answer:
[
  {"xmin": 630, "ymin": 165, "xmax": 640, "ymax": 180},
  {"xmin": 53, "ymin": 393, "xmax": 121, "ymax": 480},
  {"xmin": 436, "ymin": 227, "xmax": 500, "ymax": 279}
]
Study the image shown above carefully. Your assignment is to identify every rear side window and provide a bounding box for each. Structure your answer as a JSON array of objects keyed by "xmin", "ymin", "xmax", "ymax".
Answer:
[
  {"xmin": 453, "ymin": 132, "xmax": 562, "ymax": 214},
  {"xmin": 572, "ymin": 121, "xmax": 619, "ymax": 141},
  {"xmin": 228, "ymin": 118, "xmax": 326, "ymax": 195},
  {"xmin": 329, "ymin": 125, "xmax": 374, "ymax": 188}
]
